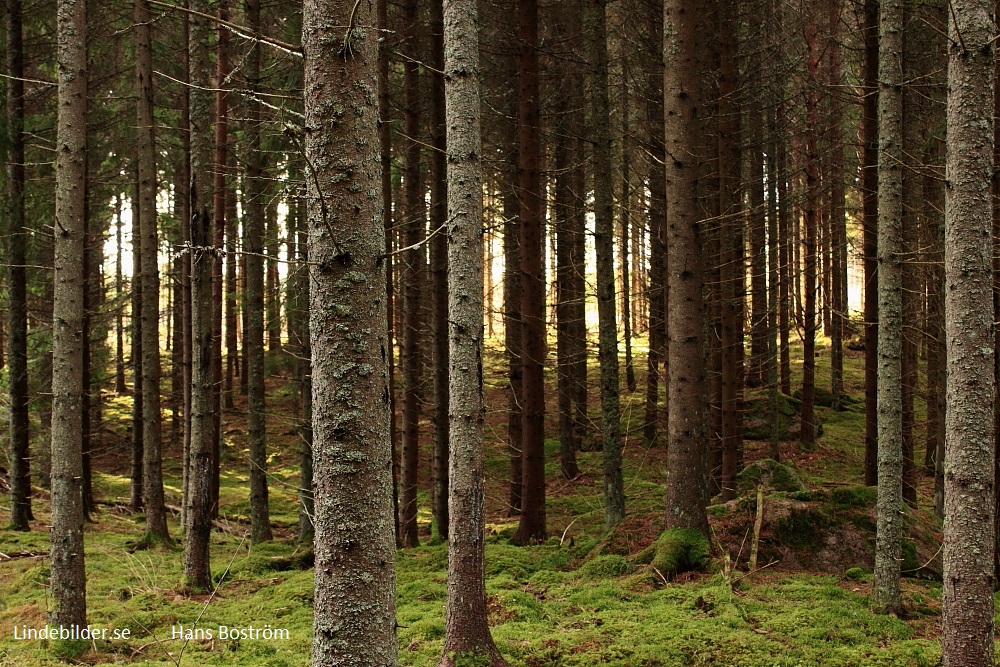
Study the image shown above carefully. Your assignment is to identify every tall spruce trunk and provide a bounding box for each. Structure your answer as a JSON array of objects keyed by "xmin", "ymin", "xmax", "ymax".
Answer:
[
  {"xmin": 942, "ymin": 1, "xmax": 996, "ymax": 663},
  {"xmin": 872, "ymin": 0, "xmax": 903, "ymax": 615},
  {"xmin": 862, "ymin": 0, "xmax": 880, "ymax": 486},
  {"xmin": 514, "ymin": 0, "xmax": 547, "ymax": 544},
  {"xmin": 303, "ymin": 0, "xmax": 398, "ymax": 662},
  {"xmin": 662, "ymin": 0, "xmax": 709, "ymax": 537},
  {"xmin": 586, "ymin": 0, "xmax": 625, "ymax": 531},
  {"xmin": 438, "ymin": 1, "xmax": 508, "ymax": 660},
  {"xmin": 245, "ymin": 0, "xmax": 272, "ymax": 544},
  {"xmin": 429, "ymin": 0, "xmax": 451, "ymax": 540},
  {"xmin": 6, "ymin": 0, "xmax": 32, "ymax": 530},
  {"xmin": 50, "ymin": 0, "xmax": 88, "ymax": 627},
  {"xmin": 643, "ymin": 0, "xmax": 666, "ymax": 444},
  {"xmin": 136, "ymin": 0, "xmax": 170, "ymax": 544},
  {"xmin": 130, "ymin": 185, "xmax": 144, "ymax": 513},
  {"xmin": 399, "ymin": 0, "xmax": 424, "ymax": 548}
]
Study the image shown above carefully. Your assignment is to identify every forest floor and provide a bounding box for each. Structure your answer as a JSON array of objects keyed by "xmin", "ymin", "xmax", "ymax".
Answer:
[{"xmin": 0, "ymin": 334, "xmax": 960, "ymax": 666}]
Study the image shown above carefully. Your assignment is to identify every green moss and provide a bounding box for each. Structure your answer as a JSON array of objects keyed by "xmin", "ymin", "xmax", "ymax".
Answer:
[
  {"xmin": 830, "ymin": 486, "xmax": 877, "ymax": 508},
  {"xmin": 736, "ymin": 459, "xmax": 806, "ymax": 494},
  {"xmin": 580, "ymin": 555, "xmax": 635, "ymax": 578},
  {"xmin": 843, "ymin": 567, "xmax": 871, "ymax": 582},
  {"xmin": 634, "ymin": 529, "xmax": 710, "ymax": 578}
]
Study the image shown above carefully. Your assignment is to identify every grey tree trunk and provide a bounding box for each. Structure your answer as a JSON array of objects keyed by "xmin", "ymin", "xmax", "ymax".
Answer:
[
  {"xmin": 303, "ymin": 0, "xmax": 397, "ymax": 662},
  {"xmin": 942, "ymin": 1, "xmax": 996, "ymax": 664},
  {"xmin": 50, "ymin": 0, "xmax": 88, "ymax": 628},
  {"xmin": 136, "ymin": 0, "xmax": 170, "ymax": 544},
  {"xmin": 245, "ymin": 0, "xmax": 272, "ymax": 545},
  {"xmin": 586, "ymin": 0, "xmax": 625, "ymax": 532},
  {"xmin": 6, "ymin": 0, "xmax": 32, "ymax": 531},
  {"xmin": 184, "ymin": 208, "xmax": 215, "ymax": 592},
  {"xmin": 662, "ymin": 0, "xmax": 709, "ymax": 537},
  {"xmin": 871, "ymin": 0, "xmax": 903, "ymax": 615},
  {"xmin": 438, "ymin": 1, "xmax": 508, "ymax": 661}
]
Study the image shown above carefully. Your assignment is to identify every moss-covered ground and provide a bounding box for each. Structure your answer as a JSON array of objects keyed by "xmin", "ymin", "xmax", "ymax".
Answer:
[{"xmin": 0, "ymin": 335, "xmax": 973, "ymax": 665}]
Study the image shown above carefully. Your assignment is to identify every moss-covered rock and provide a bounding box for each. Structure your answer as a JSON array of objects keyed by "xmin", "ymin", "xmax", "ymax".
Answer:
[
  {"xmin": 736, "ymin": 459, "xmax": 806, "ymax": 494},
  {"xmin": 634, "ymin": 528, "xmax": 710, "ymax": 579},
  {"xmin": 743, "ymin": 392, "xmax": 800, "ymax": 440}
]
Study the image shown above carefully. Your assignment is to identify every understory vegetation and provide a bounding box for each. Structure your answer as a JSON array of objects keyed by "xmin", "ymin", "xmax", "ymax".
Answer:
[{"xmin": 0, "ymin": 340, "xmax": 968, "ymax": 666}]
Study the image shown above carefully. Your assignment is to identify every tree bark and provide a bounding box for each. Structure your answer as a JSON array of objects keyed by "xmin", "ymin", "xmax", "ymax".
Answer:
[
  {"xmin": 587, "ymin": 0, "xmax": 625, "ymax": 531},
  {"xmin": 514, "ymin": 0, "xmax": 546, "ymax": 545},
  {"xmin": 862, "ymin": 0, "xmax": 880, "ymax": 486},
  {"xmin": 942, "ymin": 1, "xmax": 996, "ymax": 663},
  {"xmin": 871, "ymin": 0, "xmax": 903, "ymax": 615},
  {"xmin": 429, "ymin": 0, "xmax": 450, "ymax": 541},
  {"xmin": 243, "ymin": 0, "xmax": 272, "ymax": 544},
  {"xmin": 438, "ymin": 0, "xmax": 509, "ymax": 660},
  {"xmin": 303, "ymin": 0, "xmax": 398, "ymax": 662},
  {"xmin": 399, "ymin": 0, "xmax": 425, "ymax": 548},
  {"xmin": 136, "ymin": 0, "xmax": 170, "ymax": 544},
  {"xmin": 50, "ymin": 0, "xmax": 88, "ymax": 627},
  {"xmin": 662, "ymin": 0, "xmax": 709, "ymax": 537},
  {"xmin": 6, "ymin": 0, "xmax": 32, "ymax": 530}
]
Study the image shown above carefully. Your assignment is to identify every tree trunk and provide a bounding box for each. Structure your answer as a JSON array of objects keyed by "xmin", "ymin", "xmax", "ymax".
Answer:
[
  {"xmin": 6, "ymin": 0, "xmax": 32, "ymax": 530},
  {"xmin": 429, "ymin": 0, "xmax": 450, "ymax": 541},
  {"xmin": 50, "ymin": 0, "xmax": 88, "ymax": 626},
  {"xmin": 871, "ymin": 0, "xmax": 903, "ymax": 615},
  {"xmin": 862, "ymin": 0, "xmax": 880, "ymax": 486},
  {"xmin": 942, "ymin": 1, "xmax": 996, "ymax": 663},
  {"xmin": 130, "ymin": 183, "xmax": 144, "ymax": 513},
  {"xmin": 399, "ymin": 0, "xmax": 425, "ymax": 548},
  {"xmin": 663, "ymin": 0, "xmax": 709, "ymax": 537},
  {"xmin": 553, "ymin": 4, "xmax": 584, "ymax": 479},
  {"xmin": 587, "ymin": 0, "xmax": 625, "ymax": 531},
  {"xmin": 136, "ymin": 0, "xmax": 170, "ymax": 544},
  {"xmin": 800, "ymin": 20, "xmax": 819, "ymax": 449},
  {"xmin": 514, "ymin": 0, "xmax": 547, "ymax": 545},
  {"xmin": 376, "ymin": 0, "xmax": 400, "ymax": 546},
  {"xmin": 245, "ymin": 0, "xmax": 272, "ymax": 544},
  {"xmin": 303, "ymin": 0, "xmax": 398, "ymax": 661},
  {"xmin": 643, "ymin": 0, "xmax": 666, "ymax": 444},
  {"xmin": 438, "ymin": 1, "xmax": 509, "ymax": 660}
]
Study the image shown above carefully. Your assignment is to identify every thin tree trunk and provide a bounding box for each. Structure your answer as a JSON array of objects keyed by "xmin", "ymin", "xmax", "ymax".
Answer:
[
  {"xmin": 871, "ymin": 0, "xmax": 903, "ymax": 615},
  {"xmin": 50, "ymin": 0, "xmax": 88, "ymax": 626},
  {"xmin": 130, "ymin": 174, "xmax": 144, "ymax": 513},
  {"xmin": 245, "ymin": 0, "xmax": 272, "ymax": 544},
  {"xmin": 429, "ymin": 0, "xmax": 450, "ymax": 541},
  {"xmin": 862, "ymin": 0, "xmax": 880, "ymax": 486},
  {"xmin": 514, "ymin": 0, "xmax": 547, "ymax": 545},
  {"xmin": 438, "ymin": 0, "xmax": 509, "ymax": 658},
  {"xmin": 399, "ymin": 0, "xmax": 424, "ymax": 548},
  {"xmin": 136, "ymin": 0, "xmax": 169, "ymax": 544},
  {"xmin": 587, "ymin": 0, "xmax": 625, "ymax": 531},
  {"xmin": 6, "ymin": 0, "xmax": 32, "ymax": 530}
]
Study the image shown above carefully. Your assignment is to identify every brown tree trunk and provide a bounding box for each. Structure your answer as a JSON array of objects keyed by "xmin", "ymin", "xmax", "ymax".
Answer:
[
  {"xmin": 244, "ymin": 0, "xmax": 272, "ymax": 544},
  {"xmin": 303, "ymin": 0, "xmax": 398, "ymax": 660},
  {"xmin": 862, "ymin": 0, "xmax": 880, "ymax": 486},
  {"xmin": 399, "ymin": 0, "xmax": 424, "ymax": 548},
  {"xmin": 643, "ymin": 0, "xmax": 666, "ymax": 444},
  {"xmin": 429, "ymin": 0, "xmax": 450, "ymax": 541},
  {"xmin": 6, "ymin": 0, "xmax": 32, "ymax": 530},
  {"xmin": 136, "ymin": 0, "xmax": 170, "ymax": 544},
  {"xmin": 663, "ymin": 0, "xmax": 709, "ymax": 537},
  {"xmin": 514, "ymin": 0, "xmax": 547, "ymax": 545}
]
